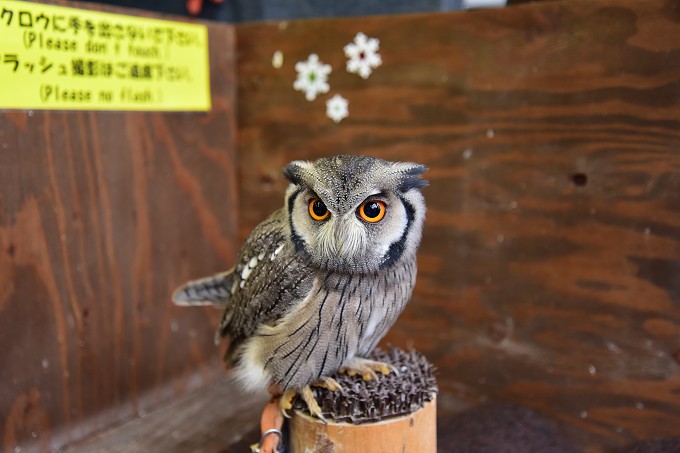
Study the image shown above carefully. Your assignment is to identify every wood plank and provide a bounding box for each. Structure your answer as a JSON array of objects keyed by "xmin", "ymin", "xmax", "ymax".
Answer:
[
  {"xmin": 62, "ymin": 375, "xmax": 266, "ymax": 453},
  {"xmin": 235, "ymin": 1, "xmax": 680, "ymax": 451},
  {"xmin": 0, "ymin": 4, "xmax": 238, "ymax": 452}
]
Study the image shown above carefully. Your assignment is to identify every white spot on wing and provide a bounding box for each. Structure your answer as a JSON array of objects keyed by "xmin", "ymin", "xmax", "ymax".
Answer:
[
  {"xmin": 241, "ymin": 255, "xmax": 259, "ymax": 282},
  {"xmin": 271, "ymin": 243, "xmax": 285, "ymax": 261},
  {"xmin": 241, "ymin": 266, "xmax": 252, "ymax": 281}
]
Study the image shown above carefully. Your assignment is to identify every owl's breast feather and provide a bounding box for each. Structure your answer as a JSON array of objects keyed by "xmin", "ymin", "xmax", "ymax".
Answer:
[{"xmin": 234, "ymin": 260, "xmax": 415, "ymax": 391}]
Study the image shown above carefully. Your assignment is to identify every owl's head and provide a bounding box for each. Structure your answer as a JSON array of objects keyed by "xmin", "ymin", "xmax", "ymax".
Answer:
[{"xmin": 283, "ymin": 155, "xmax": 427, "ymax": 274}]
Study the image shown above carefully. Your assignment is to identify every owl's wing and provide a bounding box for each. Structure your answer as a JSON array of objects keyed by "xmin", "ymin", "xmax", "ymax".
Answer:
[
  {"xmin": 170, "ymin": 210, "xmax": 297, "ymax": 310},
  {"xmin": 216, "ymin": 210, "xmax": 314, "ymax": 362},
  {"xmin": 172, "ymin": 270, "xmax": 235, "ymax": 307}
]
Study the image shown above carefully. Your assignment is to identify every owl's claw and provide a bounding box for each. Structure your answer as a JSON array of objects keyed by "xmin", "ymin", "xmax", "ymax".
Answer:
[
  {"xmin": 339, "ymin": 357, "xmax": 397, "ymax": 381},
  {"xmin": 278, "ymin": 378, "xmax": 341, "ymax": 423},
  {"xmin": 301, "ymin": 385, "xmax": 327, "ymax": 424},
  {"xmin": 279, "ymin": 389, "xmax": 297, "ymax": 419},
  {"xmin": 312, "ymin": 376, "xmax": 343, "ymax": 392}
]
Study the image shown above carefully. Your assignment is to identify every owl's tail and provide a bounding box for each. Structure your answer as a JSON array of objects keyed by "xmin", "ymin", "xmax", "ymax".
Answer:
[{"xmin": 171, "ymin": 270, "xmax": 234, "ymax": 307}]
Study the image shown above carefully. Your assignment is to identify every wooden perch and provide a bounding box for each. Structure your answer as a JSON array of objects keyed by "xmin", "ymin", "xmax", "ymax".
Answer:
[
  {"xmin": 290, "ymin": 397, "xmax": 436, "ymax": 453},
  {"xmin": 289, "ymin": 348, "xmax": 438, "ymax": 452}
]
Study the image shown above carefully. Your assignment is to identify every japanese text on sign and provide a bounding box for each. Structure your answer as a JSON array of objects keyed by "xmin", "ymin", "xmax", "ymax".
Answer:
[{"xmin": 0, "ymin": 0, "xmax": 210, "ymax": 111}]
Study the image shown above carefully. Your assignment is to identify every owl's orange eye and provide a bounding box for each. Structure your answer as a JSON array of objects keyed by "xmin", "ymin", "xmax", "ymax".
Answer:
[
  {"xmin": 309, "ymin": 198, "xmax": 330, "ymax": 221},
  {"xmin": 358, "ymin": 200, "xmax": 386, "ymax": 223}
]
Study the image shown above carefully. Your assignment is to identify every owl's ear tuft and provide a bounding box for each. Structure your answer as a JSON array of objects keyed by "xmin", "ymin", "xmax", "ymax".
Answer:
[
  {"xmin": 283, "ymin": 160, "xmax": 311, "ymax": 185},
  {"xmin": 395, "ymin": 163, "xmax": 429, "ymax": 192}
]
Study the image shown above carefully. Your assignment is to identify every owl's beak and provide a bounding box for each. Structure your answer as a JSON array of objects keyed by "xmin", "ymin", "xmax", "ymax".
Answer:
[
  {"xmin": 332, "ymin": 216, "xmax": 364, "ymax": 258},
  {"xmin": 334, "ymin": 229, "xmax": 344, "ymax": 255},
  {"xmin": 333, "ymin": 218, "xmax": 352, "ymax": 256}
]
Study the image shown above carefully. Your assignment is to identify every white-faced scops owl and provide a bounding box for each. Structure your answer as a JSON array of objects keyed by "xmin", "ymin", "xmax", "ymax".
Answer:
[{"xmin": 173, "ymin": 155, "xmax": 427, "ymax": 418}]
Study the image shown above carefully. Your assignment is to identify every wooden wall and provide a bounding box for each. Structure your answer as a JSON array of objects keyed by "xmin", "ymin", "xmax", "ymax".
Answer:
[
  {"xmin": 0, "ymin": 9, "xmax": 237, "ymax": 452},
  {"xmin": 2, "ymin": 0, "xmax": 679, "ymax": 452},
  {"xmin": 235, "ymin": 0, "xmax": 680, "ymax": 450}
]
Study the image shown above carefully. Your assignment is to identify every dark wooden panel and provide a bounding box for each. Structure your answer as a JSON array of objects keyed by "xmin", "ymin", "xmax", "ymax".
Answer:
[
  {"xmin": 0, "ymin": 5, "xmax": 237, "ymax": 452},
  {"xmin": 235, "ymin": 1, "xmax": 680, "ymax": 451}
]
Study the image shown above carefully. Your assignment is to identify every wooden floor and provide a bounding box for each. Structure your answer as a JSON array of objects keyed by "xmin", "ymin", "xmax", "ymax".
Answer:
[{"xmin": 63, "ymin": 375, "xmax": 266, "ymax": 453}]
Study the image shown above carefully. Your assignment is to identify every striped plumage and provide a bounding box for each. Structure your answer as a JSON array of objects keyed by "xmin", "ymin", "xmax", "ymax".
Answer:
[{"xmin": 173, "ymin": 155, "xmax": 427, "ymax": 394}]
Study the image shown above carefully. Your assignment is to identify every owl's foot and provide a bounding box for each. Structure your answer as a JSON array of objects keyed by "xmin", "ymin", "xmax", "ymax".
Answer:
[
  {"xmin": 301, "ymin": 385, "xmax": 327, "ymax": 423},
  {"xmin": 339, "ymin": 357, "xmax": 398, "ymax": 381},
  {"xmin": 312, "ymin": 376, "xmax": 343, "ymax": 392},
  {"xmin": 279, "ymin": 377, "xmax": 342, "ymax": 423},
  {"xmin": 279, "ymin": 388, "xmax": 297, "ymax": 419},
  {"xmin": 279, "ymin": 386, "xmax": 326, "ymax": 422}
]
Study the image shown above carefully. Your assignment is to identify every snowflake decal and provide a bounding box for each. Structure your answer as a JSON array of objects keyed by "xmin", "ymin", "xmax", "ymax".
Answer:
[
  {"xmin": 293, "ymin": 53, "xmax": 332, "ymax": 101},
  {"xmin": 326, "ymin": 94, "xmax": 349, "ymax": 123},
  {"xmin": 344, "ymin": 32, "xmax": 382, "ymax": 79}
]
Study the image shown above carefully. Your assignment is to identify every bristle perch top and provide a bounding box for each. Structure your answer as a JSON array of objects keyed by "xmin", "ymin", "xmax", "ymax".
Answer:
[{"xmin": 293, "ymin": 347, "xmax": 438, "ymax": 424}]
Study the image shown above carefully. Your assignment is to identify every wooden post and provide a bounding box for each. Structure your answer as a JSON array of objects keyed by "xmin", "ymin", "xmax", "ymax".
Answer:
[
  {"xmin": 290, "ymin": 395, "xmax": 436, "ymax": 453},
  {"xmin": 285, "ymin": 348, "xmax": 438, "ymax": 453}
]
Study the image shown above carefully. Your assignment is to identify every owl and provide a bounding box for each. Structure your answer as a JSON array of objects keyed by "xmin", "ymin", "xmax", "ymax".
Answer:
[{"xmin": 173, "ymin": 155, "xmax": 427, "ymax": 419}]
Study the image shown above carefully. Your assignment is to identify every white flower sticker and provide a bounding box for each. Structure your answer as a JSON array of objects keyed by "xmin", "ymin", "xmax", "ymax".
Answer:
[
  {"xmin": 326, "ymin": 94, "xmax": 349, "ymax": 123},
  {"xmin": 293, "ymin": 53, "xmax": 332, "ymax": 101},
  {"xmin": 344, "ymin": 32, "xmax": 382, "ymax": 79}
]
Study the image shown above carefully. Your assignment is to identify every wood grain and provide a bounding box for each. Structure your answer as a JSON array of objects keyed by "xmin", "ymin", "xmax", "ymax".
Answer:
[
  {"xmin": 0, "ymin": 6, "xmax": 238, "ymax": 452},
  {"xmin": 235, "ymin": 1, "xmax": 680, "ymax": 451},
  {"xmin": 3, "ymin": 1, "xmax": 680, "ymax": 451},
  {"xmin": 62, "ymin": 376, "xmax": 266, "ymax": 453}
]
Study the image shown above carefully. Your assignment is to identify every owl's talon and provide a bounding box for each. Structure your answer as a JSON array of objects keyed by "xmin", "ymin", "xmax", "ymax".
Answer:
[
  {"xmin": 339, "ymin": 357, "xmax": 397, "ymax": 381},
  {"xmin": 301, "ymin": 385, "xmax": 327, "ymax": 424},
  {"xmin": 279, "ymin": 389, "xmax": 297, "ymax": 419},
  {"xmin": 279, "ymin": 384, "xmax": 331, "ymax": 423},
  {"xmin": 339, "ymin": 367, "xmax": 375, "ymax": 380},
  {"xmin": 312, "ymin": 376, "xmax": 343, "ymax": 392}
]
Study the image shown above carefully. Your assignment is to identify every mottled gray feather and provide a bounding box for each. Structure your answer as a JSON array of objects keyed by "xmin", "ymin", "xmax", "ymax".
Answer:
[
  {"xmin": 172, "ymin": 271, "xmax": 234, "ymax": 307},
  {"xmin": 217, "ymin": 209, "xmax": 314, "ymax": 365}
]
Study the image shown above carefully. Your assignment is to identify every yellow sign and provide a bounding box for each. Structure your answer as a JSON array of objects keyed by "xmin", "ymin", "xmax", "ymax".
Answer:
[{"xmin": 0, "ymin": 0, "xmax": 211, "ymax": 111}]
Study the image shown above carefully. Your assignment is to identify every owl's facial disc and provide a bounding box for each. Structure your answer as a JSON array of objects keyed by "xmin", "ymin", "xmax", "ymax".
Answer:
[
  {"xmin": 288, "ymin": 186, "xmax": 409, "ymax": 273},
  {"xmin": 284, "ymin": 155, "xmax": 427, "ymax": 274},
  {"xmin": 328, "ymin": 213, "xmax": 368, "ymax": 259}
]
